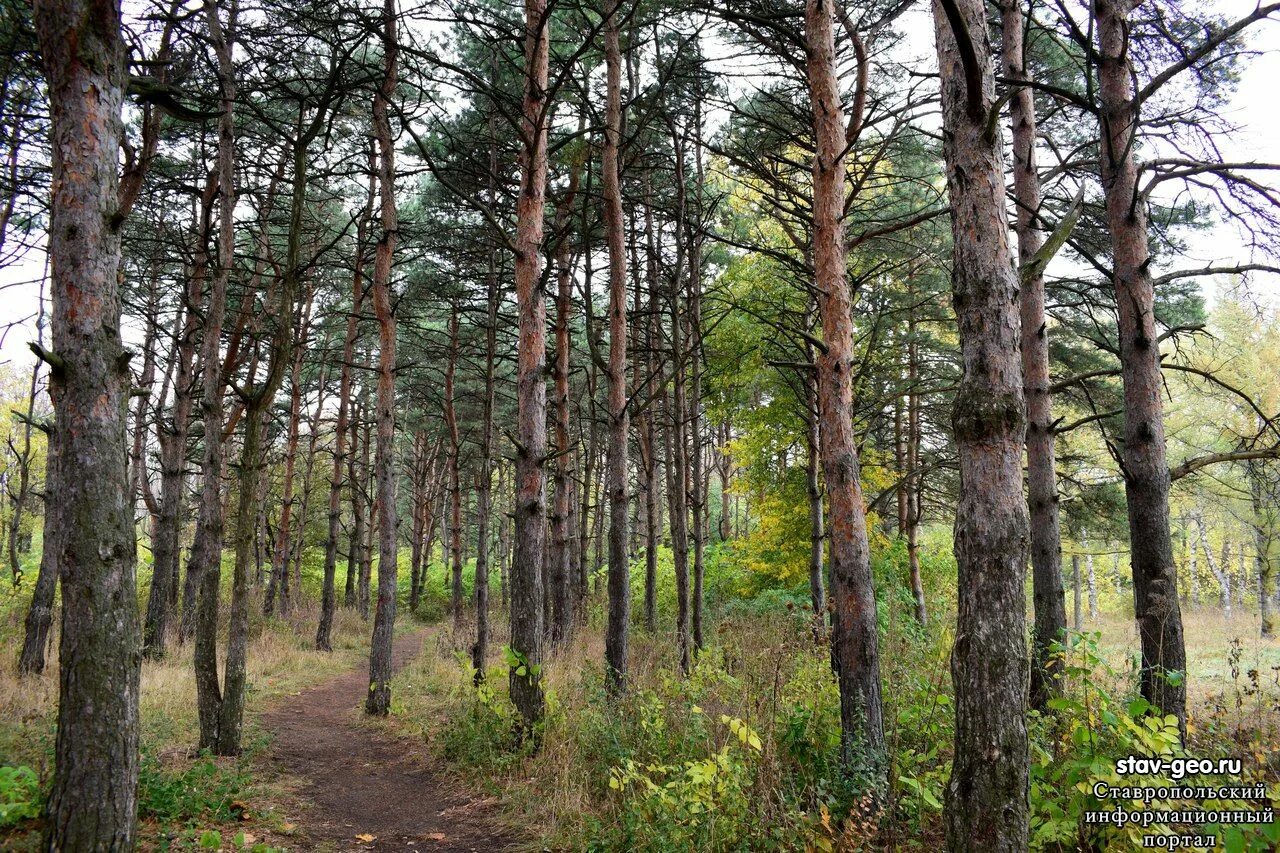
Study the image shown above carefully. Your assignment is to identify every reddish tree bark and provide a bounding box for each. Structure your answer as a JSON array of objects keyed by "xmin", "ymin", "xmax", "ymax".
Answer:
[
  {"xmin": 510, "ymin": 0, "xmax": 550, "ymax": 730},
  {"xmin": 365, "ymin": 0, "xmax": 400, "ymax": 716},
  {"xmin": 35, "ymin": 0, "xmax": 139, "ymax": 841},
  {"xmin": 804, "ymin": 0, "xmax": 885, "ymax": 776}
]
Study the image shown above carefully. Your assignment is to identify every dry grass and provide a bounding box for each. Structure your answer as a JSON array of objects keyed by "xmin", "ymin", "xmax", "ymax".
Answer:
[
  {"xmin": 391, "ymin": 603, "xmax": 1280, "ymax": 851},
  {"xmin": 1083, "ymin": 607, "xmax": 1280, "ymax": 757},
  {"xmin": 391, "ymin": 610, "xmax": 824, "ymax": 849},
  {"xmin": 0, "ymin": 601, "xmax": 374, "ymax": 777},
  {"xmin": 1086, "ymin": 608, "xmax": 1280, "ymax": 702}
]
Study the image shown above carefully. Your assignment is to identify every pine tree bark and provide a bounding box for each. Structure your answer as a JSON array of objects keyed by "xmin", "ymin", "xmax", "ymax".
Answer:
[
  {"xmin": 366, "ymin": 0, "xmax": 399, "ymax": 715},
  {"xmin": 472, "ymin": 290, "xmax": 496, "ymax": 679},
  {"xmin": 805, "ymin": 0, "xmax": 886, "ymax": 776},
  {"xmin": 510, "ymin": 0, "xmax": 550, "ymax": 731},
  {"xmin": 603, "ymin": 0, "xmax": 631, "ymax": 693},
  {"xmin": 549, "ymin": 131, "xmax": 583, "ymax": 645},
  {"xmin": 687, "ymin": 129, "xmax": 707, "ymax": 655},
  {"xmin": 641, "ymin": 176, "xmax": 662, "ymax": 633},
  {"xmin": 932, "ymin": 0, "xmax": 1032, "ymax": 845},
  {"xmin": 193, "ymin": 0, "xmax": 235, "ymax": 755},
  {"xmin": 577, "ymin": 204, "xmax": 599, "ymax": 613},
  {"xmin": 664, "ymin": 224, "xmax": 692, "ymax": 677},
  {"xmin": 1096, "ymin": 0, "xmax": 1187, "ymax": 733},
  {"xmin": 1002, "ymin": 0, "xmax": 1068, "ymax": 711},
  {"xmin": 34, "ymin": 0, "xmax": 139, "ymax": 844}
]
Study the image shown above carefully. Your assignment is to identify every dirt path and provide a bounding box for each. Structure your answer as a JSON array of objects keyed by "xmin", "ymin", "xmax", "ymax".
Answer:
[{"xmin": 259, "ymin": 630, "xmax": 514, "ymax": 852}]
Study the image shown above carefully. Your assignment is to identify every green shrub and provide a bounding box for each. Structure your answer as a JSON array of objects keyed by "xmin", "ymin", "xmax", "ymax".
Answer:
[
  {"xmin": 138, "ymin": 751, "xmax": 254, "ymax": 826},
  {"xmin": 1029, "ymin": 632, "xmax": 1280, "ymax": 852},
  {"xmin": 0, "ymin": 766, "xmax": 40, "ymax": 826}
]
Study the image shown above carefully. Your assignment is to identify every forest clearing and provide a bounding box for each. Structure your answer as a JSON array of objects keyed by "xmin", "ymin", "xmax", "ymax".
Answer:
[{"xmin": 2, "ymin": 0, "xmax": 1280, "ymax": 850}]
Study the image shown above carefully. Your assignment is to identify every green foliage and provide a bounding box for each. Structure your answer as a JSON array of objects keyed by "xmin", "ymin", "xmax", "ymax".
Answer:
[
  {"xmin": 0, "ymin": 766, "xmax": 40, "ymax": 826},
  {"xmin": 731, "ymin": 470, "xmax": 812, "ymax": 591},
  {"xmin": 600, "ymin": 711, "xmax": 761, "ymax": 851},
  {"xmin": 1029, "ymin": 633, "xmax": 1280, "ymax": 851},
  {"xmin": 581, "ymin": 661, "xmax": 783, "ymax": 852},
  {"xmin": 436, "ymin": 654, "xmax": 528, "ymax": 770},
  {"xmin": 138, "ymin": 751, "xmax": 255, "ymax": 827}
]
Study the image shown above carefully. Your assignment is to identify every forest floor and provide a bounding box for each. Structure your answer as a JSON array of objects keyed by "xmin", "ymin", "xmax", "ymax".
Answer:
[{"xmin": 257, "ymin": 627, "xmax": 515, "ymax": 852}]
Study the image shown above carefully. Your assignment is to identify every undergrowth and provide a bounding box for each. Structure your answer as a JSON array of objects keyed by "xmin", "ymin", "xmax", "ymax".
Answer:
[{"xmin": 393, "ymin": 544, "xmax": 1280, "ymax": 852}]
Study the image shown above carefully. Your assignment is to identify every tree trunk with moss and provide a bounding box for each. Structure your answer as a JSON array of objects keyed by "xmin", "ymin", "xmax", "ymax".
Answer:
[{"xmin": 931, "ymin": 0, "xmax": 1031, "ymax": 846}]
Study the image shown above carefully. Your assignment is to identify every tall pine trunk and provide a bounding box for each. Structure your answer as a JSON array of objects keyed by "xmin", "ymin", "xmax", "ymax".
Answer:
[
  {"xmin": 366, "ymin": 0, "xmax": 399, "ymax": 715},
  {"xmin": 510, "ymin": 0, "xmax": 550, "ymax": 731},
  {"xmin": 932, "ymin": 0, "xmax": 1031, "ymax": 845},
  {"xmin": 193, "ymin": 0, "xmax": 235, "ymax": 755},
  {"xmin": 472, "ymin": 255, "xmax": 498, "ymax": 679},
  {"xmin": 549, "ymin": 126, "xmax": 583, "ymax": 645},
  {"xmin": 602, "ymin": 0, "xmax": 631, "ymax": 693},
  {"xmin": 804, "ymin": 0, "xmax": 885, "ymax": 776},
  {"xmin": 1002, "ymin": 0, "xmax": 1067, "ymax": 711},
  {"xmin": 445, "ymin": 306, "xmax": 464, "ymax": 630},
  {"xmin": 1096, "ymin": 0, "xmax": 1187, "ymax": 733},
  {"xmin": 35, "ymin": 0, "xmax": 139, "ymax": 844}
]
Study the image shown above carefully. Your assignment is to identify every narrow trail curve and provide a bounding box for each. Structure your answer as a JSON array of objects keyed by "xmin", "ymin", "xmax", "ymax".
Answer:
[{"xmin": 258, "ymin": 629, "xmax": 514, "ymax": 852}]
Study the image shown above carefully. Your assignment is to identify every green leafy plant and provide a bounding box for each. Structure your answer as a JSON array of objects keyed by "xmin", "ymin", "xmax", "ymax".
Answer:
[{"xmin": 0, "ymin": 765, "xmax": 41, "ymax": 826}]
